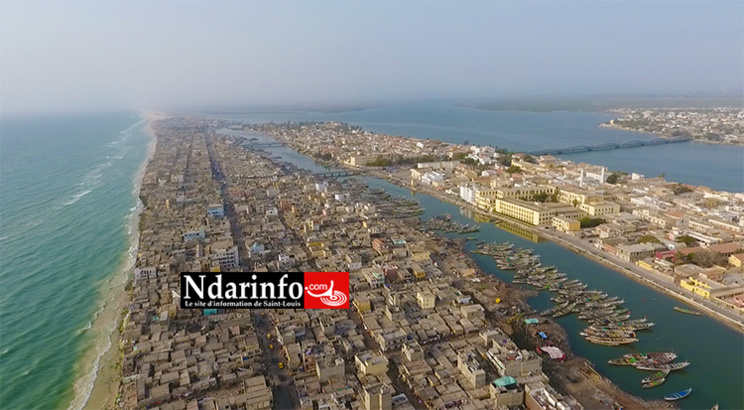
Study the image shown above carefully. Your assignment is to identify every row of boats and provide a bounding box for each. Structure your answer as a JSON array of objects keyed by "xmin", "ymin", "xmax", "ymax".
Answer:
[
  {"xmin": 479, "ymin": 242, "xmax": 653, "ymax": 346},
  {"xmin": 476, "ymin": 242, "xmax": 702, "ymax": 403},
  {"xmin": 608, "ymin": 351, "xmax": 691, "ymax": 390},
  {"xmin": 423, "ymin": 214, "xmax": 480, "ymax": 234}
]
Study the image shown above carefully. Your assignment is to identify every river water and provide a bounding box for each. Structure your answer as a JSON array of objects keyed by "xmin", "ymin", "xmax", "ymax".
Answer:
[
  {"xmin": 232, "ymin": 131, "xmax": 743, "ymax": 410},
  {"xmin": 201, "ymin": 101, "xmax": 743, "ymax": 192}
]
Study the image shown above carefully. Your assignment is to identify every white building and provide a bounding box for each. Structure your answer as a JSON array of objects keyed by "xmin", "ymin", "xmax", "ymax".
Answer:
[
  {"xmin": 421, "ymin": 171, "xmax": 445, "ymax": 185},
  {"xmin": 315, "ymin": 181, "xmax": 329, "ymax": 192},
  {"xmin": 460, "ymin": 185, "xmax": 477, "ymax": 204}
]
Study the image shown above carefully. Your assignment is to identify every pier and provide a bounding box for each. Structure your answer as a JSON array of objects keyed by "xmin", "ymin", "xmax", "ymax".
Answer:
[{"xmin": 530, "ymin": 136, "xmax": 691, "ymax": 156}]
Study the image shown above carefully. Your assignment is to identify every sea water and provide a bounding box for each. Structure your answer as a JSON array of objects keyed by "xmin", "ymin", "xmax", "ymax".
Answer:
[
  {"xmin": 202, "ymin": 101, "xmax": 744, "ymax": 192},
  {"xmin": 0, "ymin": 112, "xmax": 151, "ymax": 409}
]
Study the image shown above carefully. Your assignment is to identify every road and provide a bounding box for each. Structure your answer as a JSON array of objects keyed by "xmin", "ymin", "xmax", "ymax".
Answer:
[
  {"xmin": 251, "ymin": 309, "xmax": 301, "ymax": 409},
  {"xmin": 205, "ymin": 132, "xmax": 302, "ymax": 409}
]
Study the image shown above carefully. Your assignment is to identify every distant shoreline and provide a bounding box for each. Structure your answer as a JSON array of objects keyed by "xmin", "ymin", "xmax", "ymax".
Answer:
[{"xmin": 600, "ymin": 122, "xmax": 744, "ymax": 147}]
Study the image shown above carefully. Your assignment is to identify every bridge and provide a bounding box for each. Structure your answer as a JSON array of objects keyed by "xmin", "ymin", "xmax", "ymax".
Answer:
[
  {"xmin": 245, "ymin": 142, "xmax": 284, "ymax": 148},
  {"xmin": 529, "ymin": 136, "xmax": 691, "ymax": 156},
  {"xmin": 315, "ymin": 171, "xmax": 357, "ymax": 178},
  {"xmin": 241, "ymin": 170, "xmax": 357, "ymax": 180}
]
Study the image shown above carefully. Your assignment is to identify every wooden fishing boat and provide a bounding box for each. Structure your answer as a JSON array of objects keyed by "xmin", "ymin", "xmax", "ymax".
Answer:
[
  {"xmin": 642, "ymin": 377, "xmax": 666, "ymax": 388},
  {"xmin": 664, "ymin": 388, "xmax": 692, "ymax": 401},
  {"xmin": 624, "ymin": 352, "xmax": 677, "ymax": 363},
  {"xmin": 674, "ymin": 306, "xmax": 702, "ymax": 316},
  {"xmin": 641, "ymin": 370, "xmax": 669, "ymax": 384},
  {"xmin": 636, "ymin": 361, "xmax": 690, "ymax": 372},
  {"xmin": 608, "ymin": 357, "xmax": 638, "ymax": 366}
]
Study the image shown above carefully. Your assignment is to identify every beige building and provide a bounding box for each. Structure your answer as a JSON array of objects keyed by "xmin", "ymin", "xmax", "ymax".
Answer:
[
  {"xmin": 579, "ymin": 201, "xmax": 620, "ymax": 217},
  {"xmin": 496, "ymin": 185, "xmax": 555, "ymax": 200},
  {"xmin": 416, "ymin": 291, "xmax": 436, "ymax": 309},
  {"xmin": 457, "ymin": 354, "xmax": 487, "ymax": 388},
  {"xmin": 494, "ymin": 199, "xmax": 553, "ymax": 226},
  {"xmin": 355, "ymin": 352, "xmax": 389, "ymax": 376},
  {"xmin": 556, "ymin": 186, "xmax": 602, "ymax": 205},
  {"xmin": 362, "ymin": 383, "xmax": 392, "ymax": 410},
  {"xmin": 552, "ymin": 216, "xmax": 580, "ymax": 232}
]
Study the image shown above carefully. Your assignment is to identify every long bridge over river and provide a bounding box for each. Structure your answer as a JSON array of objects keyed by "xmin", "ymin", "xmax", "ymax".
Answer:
[{"xmin": 530, "ymin": 136, "xmax": 691, "ymax": 156}]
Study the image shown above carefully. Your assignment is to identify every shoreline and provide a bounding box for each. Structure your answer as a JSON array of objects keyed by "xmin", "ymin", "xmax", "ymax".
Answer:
[
  {"xmin": 277, "ymin": 138, "xmax": 744, "ymax": 334},
  {"xmin": 362, "ymin": 167, "xmax": 744, "ymax": 334},
  {"xmin": 599, "ymin": 123, "xmax": 743, "ymax": 146},
  {"xmin": 75, "ymin": 111, "xmax": 161, "ymax": 410},
  {"xmin": 254, "ymin": 143, "xmax": 670, "ymax": 408}
]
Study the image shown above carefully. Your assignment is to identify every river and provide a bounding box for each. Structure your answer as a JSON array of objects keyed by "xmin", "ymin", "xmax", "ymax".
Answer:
[
  {"xmin": 231, "ymin": 131, "xmax": 743, "ymax": 410},
  {"xmin": 200, "ymin": 101, "xmax": 743, "ymax": 192}
]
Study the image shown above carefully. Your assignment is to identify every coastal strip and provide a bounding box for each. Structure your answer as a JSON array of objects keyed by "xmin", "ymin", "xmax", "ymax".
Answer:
[{"xmin": 75, "ymin": 112, "xmax": 163, "ymax": 410}]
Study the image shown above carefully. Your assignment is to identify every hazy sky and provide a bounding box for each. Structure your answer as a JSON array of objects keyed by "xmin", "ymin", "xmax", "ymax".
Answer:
[{"xmin": 1, "ymin": 1, "xmax": 742, "ymax": 113}]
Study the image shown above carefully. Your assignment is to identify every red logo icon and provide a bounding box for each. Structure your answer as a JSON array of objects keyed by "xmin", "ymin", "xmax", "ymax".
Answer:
[{"xmin": 303, "ymin": 272, "xmax": 349, "ymax": 309}]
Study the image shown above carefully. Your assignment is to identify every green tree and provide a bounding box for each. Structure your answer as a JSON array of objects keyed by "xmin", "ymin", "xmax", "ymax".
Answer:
[
  {"xmin": 532, "ymin": 193, "xmax": 549, "ymax": 203},
  {"xmin": 637, "ymin": 235, "xmax": 661, "ymax": 244},
  {"xmin": 677, "ymin": 235, "xmax": 697, "ymax": 246},
  {"xmin": 506, "ymin": 165, "xmax": 522, "ymax": 174},
  {"xmin": 606, "ymin": 173, "xmax": 619, "ymax": 184},
  {"xmin": 367, "ymin": 156, "xmax": 391, "ymax": 167},
  {"xmin": 579, "ymin": 217, "xmax": 605, "ymax": 228}
]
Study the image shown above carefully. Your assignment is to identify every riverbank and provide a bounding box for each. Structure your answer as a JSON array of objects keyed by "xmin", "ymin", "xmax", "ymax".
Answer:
[
  {"xmin": 599, "ymin": 122, "xmax": 744, "ymax": 147},
  {"xmin": 254, "ymin": 142, "xmax": 673, "ymax": 408},
  {"xmin": 368, "ymin": 166, "xmax": 744, "ymax": 333},
  {"xmin": 80, "ymin": 112, "xmax": 162, "ymax": 410}
]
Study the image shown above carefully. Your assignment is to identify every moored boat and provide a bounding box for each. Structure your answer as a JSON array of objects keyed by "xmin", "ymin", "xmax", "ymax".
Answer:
[
  {"xmin": 636, "ymin": 361, "xmax": 690, "ymax": 372},
  {"xmin": 641, "ymin": 370, "xmax": 669, "ymax": 384},
  {"xmin": 608, "ymin": 357, "xmax": 638, "ymax": 366},
  {"xmin": 642, "ymin": 377, "xmax": 666, "ymax": 388},
  {"xmin": 674, "ymin": 306, "xmax": 703, "ymax": 316},
  {"xmin": 664, "ymin": 388, "xmax": 692, "ymax": 401},
  {"xmin": 623, "ymin": 352, "xmax": 677, "ymax": 363}
]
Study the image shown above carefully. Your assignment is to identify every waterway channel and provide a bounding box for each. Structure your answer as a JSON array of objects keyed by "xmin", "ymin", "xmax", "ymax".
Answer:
[{"xmin": 227, "ymin": 130, "xmax": 744, "ymax": 409}]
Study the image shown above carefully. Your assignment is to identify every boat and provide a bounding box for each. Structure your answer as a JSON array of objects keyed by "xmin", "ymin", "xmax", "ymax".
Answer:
[
  {"xmin": 624, "ymin": 352, "xmax": 677, "ymax": 363},
  {"xmin": 636, "ymin": 361, "xmax": 690, "ymax": 372},
  {"xmin": 641, "ymin": 370, "xmax": 669, "ymax": 384},
  {"xmin": 584, "ymin": 335, "xmax": 638, "ymax": 346},
  {"xmin": 674, "ymin": 306, "xmax": 703, "ymax": 316},
  {"xmin": 642, "ymin": 377, "xmax": 666, "ymax": 388},
  {"xmin": 664, "ymin": 388, "xmax": 692, "ymax": 401},
  {"xmin": 608, "ymin": 357, "xmax": 638, "ymax": 366}
]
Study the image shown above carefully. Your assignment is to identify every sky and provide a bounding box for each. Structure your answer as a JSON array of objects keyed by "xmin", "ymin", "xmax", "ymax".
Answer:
[{"xmin": 1, "ymin": 1, "xmax": 742, "ymax": 113}]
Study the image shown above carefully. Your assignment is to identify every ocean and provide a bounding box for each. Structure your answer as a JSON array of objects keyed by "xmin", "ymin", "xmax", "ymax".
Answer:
[
  {"xmin": 202, "ymin": 101, "xmax": 744, "ymax": 192},
  {"xmin": 0, "ymin": 112, "xmax": 152, "ymax": 409}
]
